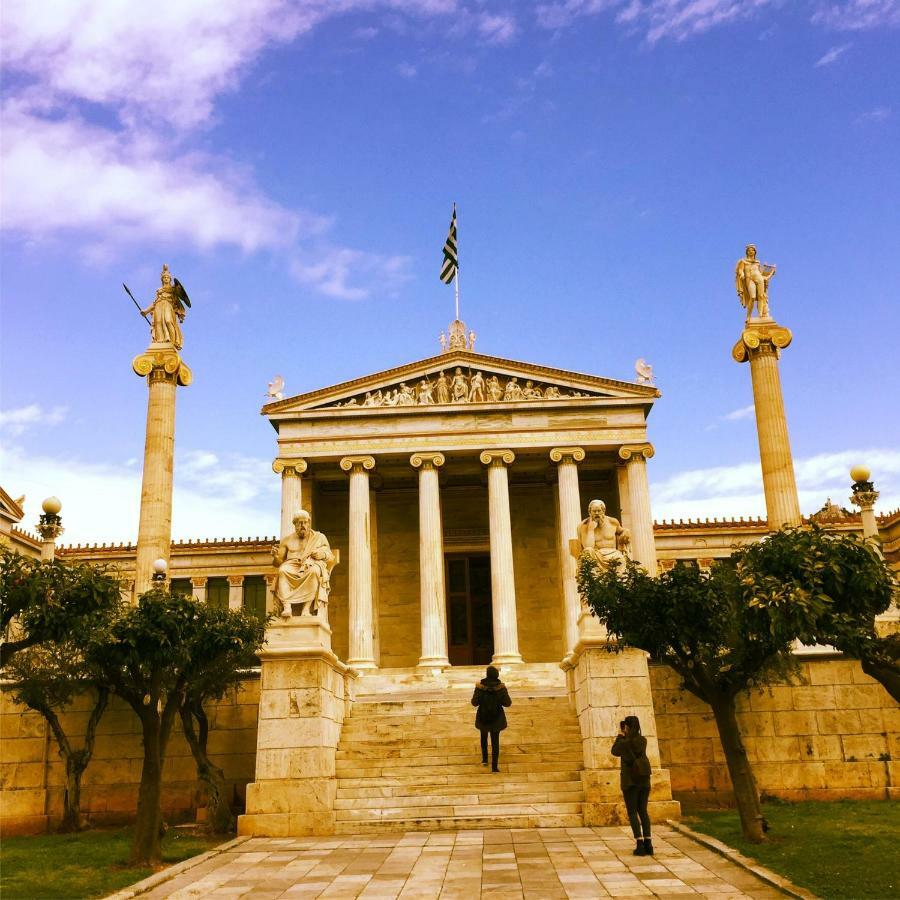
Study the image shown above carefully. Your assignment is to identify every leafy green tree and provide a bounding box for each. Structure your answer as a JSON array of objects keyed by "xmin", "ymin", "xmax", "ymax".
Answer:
[
  {"xmin": 579, "ymin": 557, "xmax": 797, "ymax": 843},
  {"xmin": 86, "ymin": 590, "xmax": 265, "ymax": 866},
  {"xmin": 1, "ymin": 548, "xmax": 122, "ymax": 666},
  {"xmin": 739, "ymin": 526, "xmax": 898, "ymax": 702},
  {"xmin": 178, "ymin": 606, "xmax": 264, "ymax": 833},
  {"xmin": 6, "ymin": 642, "xmax": 110, "ymax": 832}
]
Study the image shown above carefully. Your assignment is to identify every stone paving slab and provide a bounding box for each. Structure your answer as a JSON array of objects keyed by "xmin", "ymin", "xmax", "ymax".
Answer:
[{"xmin": 139, "ymin": 825, "xmax": 792, "ymax": 900}]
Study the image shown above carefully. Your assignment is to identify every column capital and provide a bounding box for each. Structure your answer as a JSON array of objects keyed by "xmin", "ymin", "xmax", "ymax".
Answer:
[
  {"xmin": 190, "ymin": 576, "xmax": 208, "ymax": 588},
  {"xmin": 550, "ymin": 447, "xmax": 585, "ymax": 464},
  {"xmin": 480, "ymin": 449, "xmax": 515, "ymax": 467},
  {"xmin": 132, "ymin": 348, "xmax": 192, "ymax": 386},
  {"xmin": 410, "ymin": 452, "xmax": 445, "ymax": 470},
  {"xmin": 732, "ymin": 321, "xmax": 793, "ymax": 364},
  {"xmin": 228, "ymin": 574, "xmax": 245, "ymax": 587},
  {"xmin": 340, "ymin": 455, "xmax": 376, "ymax": 473},
  {"xmin": 850, "ymin": 489, "xmax": 879, "ymax": 511},
  {"xmin": 273, "ymin": 458, "xmax": 308, "ymax": 476},
  {"xmin": 618, "ymin": 443, "xmax": 655, "ymax": 461}
]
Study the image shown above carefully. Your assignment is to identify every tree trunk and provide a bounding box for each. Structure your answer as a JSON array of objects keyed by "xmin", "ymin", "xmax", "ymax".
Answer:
[
  {"xmin": 180, "ymin": 703, "xmax": 234, "ymax": 833},
  {"xmin": 709, "ymin": 693, "xmax": 767, "ymax": 843},
  {"xmin": 130, "ymin": 712, "xmax": 164, "ymax": 866},
  {"xmin": 860, "ymin": 656, "xmax": 900, "ymax": 704},
  {"xmin": 59, "ymin": 758, "xmax": 86, "ymax": 832}
]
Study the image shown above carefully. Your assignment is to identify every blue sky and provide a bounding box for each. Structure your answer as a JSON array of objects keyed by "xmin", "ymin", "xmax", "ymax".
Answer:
[{"xmin": 2, "ymin": 0, "xmax": 898, "ymax": 543}]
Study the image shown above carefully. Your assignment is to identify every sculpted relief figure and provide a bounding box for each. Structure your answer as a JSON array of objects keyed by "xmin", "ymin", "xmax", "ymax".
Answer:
[
  {"xmin": 417, "ymin": 379, "xmax": 434, "ymax": 404},
  {"xmin": 487, "ymin": 376, "xmax": 503, "ymax": 401},
  {"xmin": 451, "ymin": 367, "xmax": 469, "ymax": 402},
  {"xmin": 469, "ymin": 371, "xmax": 485, "ymax": 402},
  {"xmin": 141, "ymin": 264, "xmax": 187, "ymax": 349},
  {"xmin": 735, "ymin": 244, "xmax": 776, "ymax": 322},
  {"xmin": 272, "ymin": 511, "xmax": 336, "ymax": 619},
  {"xmin": 435, "ymin": 371, "xmax": 451, "ymax": 404},
  {"xmin": 396, "ymin": 382, "xmax": 416, "ymax": 406},
  {"xmin": 576, "ymin": 499, "xmax": 630, "ymax": 573}
]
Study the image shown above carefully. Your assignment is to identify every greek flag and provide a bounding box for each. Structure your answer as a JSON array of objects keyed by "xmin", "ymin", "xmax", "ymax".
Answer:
[{"xmin": 440, "ymin": 204, "xmax": 458, "ymax": 284}]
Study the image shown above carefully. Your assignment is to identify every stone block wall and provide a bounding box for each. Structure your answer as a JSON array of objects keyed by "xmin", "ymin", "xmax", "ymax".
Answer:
[
  {"xmin": 1, "ymin": 678, "xmax": 260, "ymax": 836},
  {"xmin": 651, "ymin": 658, "xmax": 899, "ymax": 806}
]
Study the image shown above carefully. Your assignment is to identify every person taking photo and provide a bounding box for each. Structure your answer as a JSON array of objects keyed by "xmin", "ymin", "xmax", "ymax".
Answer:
[{"xmin": 612, "ymin": 714, "xmax": 653, "ymax": 855}]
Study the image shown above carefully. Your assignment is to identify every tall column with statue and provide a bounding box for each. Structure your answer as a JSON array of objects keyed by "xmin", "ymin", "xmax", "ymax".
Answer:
[
  {"xmin": 131, "ymin": 265, "xmax": 192, "ymax": 596},
  {"xmin": 732, "ymin": 245, "xmax": 801, "ymax": 529}
]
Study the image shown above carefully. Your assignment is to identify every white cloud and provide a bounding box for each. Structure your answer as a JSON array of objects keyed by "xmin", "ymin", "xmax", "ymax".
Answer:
[
  {"xmin": 815, "ymin": 43, "xmax": 851, "ymax": 65},
  {"xmin": 812, "ymin": 0, "xmax": 900, "ymax": 30},
  {"xmin": 290, "ymin": 246, "xmax": 413, "ymax": 299},
  {"xmin": 396, "ymin": 62, "xmax": 419, "ymax": 78},
  {"xmin": 0, "ymin": 404, "xmax": 68, "ymax": 437},
  {"xmin": 535, "ymin": 0, "xmax": 898, "ymax": 41},
  {"xmin": 477, "ymin": 13, "xmax": 518, "ymax": 44},
  {"xmin": 723, "ymin": 404, "xmax": 755, "ymax": 422},
  {"xmin": 857, "ymin": 105, "xmax": 892, "ymax": 122},
  {"xmin": 0, "ymin": 441, "xmax": 279, "ymax": 544},
  {"xmin": 651, "ymin": 448, "xmax": 900, "ymax": 521}
]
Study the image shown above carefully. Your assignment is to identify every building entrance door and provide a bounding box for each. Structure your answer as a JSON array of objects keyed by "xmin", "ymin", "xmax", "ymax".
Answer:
[{"xmin": 445, "ymin": 554, "xmax": 493, "ymax": 666}]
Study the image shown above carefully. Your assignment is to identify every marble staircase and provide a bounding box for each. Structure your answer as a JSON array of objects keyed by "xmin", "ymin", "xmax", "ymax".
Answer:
[{"xmin": 333, "ymin": 665, "xmax": 585, "ymax": 832}]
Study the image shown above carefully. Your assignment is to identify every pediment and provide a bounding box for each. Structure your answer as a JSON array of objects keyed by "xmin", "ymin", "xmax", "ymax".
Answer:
[
  {"xmin": 263, "ymin": 350, "xmax": 658, "ymax": 418},
  {"xmin": 0, "ymin": 485, "xmax": 25, "ymax": 524}
]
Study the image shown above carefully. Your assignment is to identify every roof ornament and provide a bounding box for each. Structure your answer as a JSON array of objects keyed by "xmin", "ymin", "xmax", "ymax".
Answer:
[
  {"xmin": 440, "ymin": 318, "xmax": 476, "ymax": 353},
  {"xmin": 635, "ymin": 358, "xmax": 654, "ymax": 385},
  {"xmin": 266, "ymin": 374, "xmax": 285, "ymax": 401}
]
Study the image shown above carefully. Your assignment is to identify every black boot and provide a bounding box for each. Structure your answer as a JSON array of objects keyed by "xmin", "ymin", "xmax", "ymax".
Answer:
[
  {"xmin": 633, "ymin": 840, "xmax": 647, "ymax": 856},
  {"xmin": 643, "ymin": 838, "xmax": 654, "ymax": 856}
]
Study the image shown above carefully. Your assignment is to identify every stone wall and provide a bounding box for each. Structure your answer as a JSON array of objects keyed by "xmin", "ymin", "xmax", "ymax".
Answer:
[
  {"xmin": 651, "ymin": 658, "xmax": 899, "ymax": 806},
  {"xmin": 0, "ymin": 678, "xmax": 260, "ymax": 836}
]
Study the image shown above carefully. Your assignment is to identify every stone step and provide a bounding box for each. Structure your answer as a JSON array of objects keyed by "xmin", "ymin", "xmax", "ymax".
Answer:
[
  {"xmin": 335, "ymin": 770, "xmax": 584, "ymax": 790},
  {"xmin": 336, "ymin": 760, "xmax": 584, "ymax": 777},
  {"xmin": 338, "ymin": 730, "xmax": 583, "ymax": 746},
  {"xmin": 336, "ymin": 744, "xmax": 583, "ymax": 760},
  {"xmin": 336, "ymin": 752, "xmax": 582, "ymax": 769},
  {"xmin": 333, "ymin": 812, "xmax": 585, "ymax": 834},
  {"xmin": 335, "ymin": 779, "xmax": 584, "ymax": 799},
  {"xmin": 334, "ymin": 789, "xmax": 584, "ymax": 809},
  {"xmin": 334, "ymin": 801, "xmax": 583, "ymax": 822}
]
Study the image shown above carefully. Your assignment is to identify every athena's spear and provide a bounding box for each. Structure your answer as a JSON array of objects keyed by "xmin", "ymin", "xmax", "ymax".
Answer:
[{"xmin": 122, "ymin": 283, "xmax": 151, "ymax": 325}]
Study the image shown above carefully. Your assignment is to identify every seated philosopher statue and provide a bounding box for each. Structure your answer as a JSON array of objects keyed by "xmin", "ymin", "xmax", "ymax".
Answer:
[
  {"xmin": 272, "ymin": 511, "xmax": 336, "ymax": 618},
  {"xmin": 574, "ymin": 499, "xmax": 631, "ymax": 571}
]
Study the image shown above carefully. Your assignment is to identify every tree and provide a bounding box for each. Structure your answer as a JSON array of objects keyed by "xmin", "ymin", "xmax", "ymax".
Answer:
[
  {"xmin": 178, "ymin": 606, "xmax": 264, "ymax": 833},
  {"xmin": 739, "ymin": 526, "xmax": 899, "ymax": 702},
  {"xmin": 579, "ymin": 557, "xmax": 797, "ymax": 843},
  {"xmin": 86, "ymin": 590, "xmax": 265, "ymax": 866},
  {"xmin": 6, "ymin": 641, "xmax": 110, "ymax": 832},
  {"xmin": 1, "ymin": 548, "xmax": 122, "ymax": 666}
]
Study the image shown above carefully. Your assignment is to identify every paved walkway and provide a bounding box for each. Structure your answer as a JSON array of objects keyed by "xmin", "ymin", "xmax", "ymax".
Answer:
[{"xmin": 144, "ymin": 824, "xmax": 788, "ymax": 899}]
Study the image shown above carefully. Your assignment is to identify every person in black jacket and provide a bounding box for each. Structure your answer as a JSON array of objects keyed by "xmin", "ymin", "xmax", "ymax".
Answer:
[
  {"xmin": 471, "ymin": 665, "xmax": 512, "ymax": 772},
  {"xmin": 611, "ymin": 714, "xmax": 653, "ymax": 855}
]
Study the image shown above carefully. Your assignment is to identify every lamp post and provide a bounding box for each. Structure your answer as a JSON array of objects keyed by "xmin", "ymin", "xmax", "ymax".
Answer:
[
  {"xmin": 849, "ymin": 465, "xmax": 879, "ymax": 542},
  {"xmin": 36, "ymin": 497, "xmax": 64, "ymax": 561},
  {"xmin": 151, "ymin": 557, "xmax": 169, "ymax": 587}
]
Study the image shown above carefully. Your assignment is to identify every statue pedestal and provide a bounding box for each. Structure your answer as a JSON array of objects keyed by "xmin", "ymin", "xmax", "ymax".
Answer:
[
  {"xmin": 238, "ymin": 617, "xmax": 354, "ymax": 837},
  {"xmin": 266, "ymin": 614, "xmax": 333, "ymax": 653}
]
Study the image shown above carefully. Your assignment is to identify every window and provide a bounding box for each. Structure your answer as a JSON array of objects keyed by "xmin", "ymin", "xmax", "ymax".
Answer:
[
  {"xmin": 207, "ymin": 577, "xmax": 229, "ymax": 610},
  {"xmin": 169, "ymin": 577, "xmax": 192, "ymax": 597},
  {"xmin": 242, "ymin": 575, "xmax": 267, "ymax": 620}
]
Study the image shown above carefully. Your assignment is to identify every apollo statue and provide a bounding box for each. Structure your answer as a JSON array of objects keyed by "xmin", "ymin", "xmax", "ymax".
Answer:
[{"xmin": 734, "ymin": 244, "xmax": 776, "ymax": 323}]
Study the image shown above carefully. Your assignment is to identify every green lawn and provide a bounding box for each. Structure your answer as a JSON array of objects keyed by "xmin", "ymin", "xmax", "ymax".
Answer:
[
  {"xmin": 688, "ymin": 800, "xmax": 899, "ymax": 900},
  {"xmin": 0, "ymin": 826, "xmax": 224, "ymax": 899}
]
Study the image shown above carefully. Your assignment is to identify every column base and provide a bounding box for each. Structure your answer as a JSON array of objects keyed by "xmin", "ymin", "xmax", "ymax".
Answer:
[
  {"xmin": 491, "ymin": 652, "xmax": 524, "ymax": 665},
  {"xmin": 346, "ymin": 658, "xmax": 378, "ymax": 671},
  {"xmin": 417, "ymin": 656, "xmax": 450, "ymax": 671}
]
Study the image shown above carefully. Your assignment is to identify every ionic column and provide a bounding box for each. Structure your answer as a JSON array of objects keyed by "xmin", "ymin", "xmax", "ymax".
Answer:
[
  {"xmin": 340, "ymin": 455, "xmax": 377, "ymax": 670},
  {"xmin": 191, "ymin": 576, "xmax": 208, "ymax": 604},
  {"xmin": 411, "ymin": 452, "xmax": 449, "ymax": 669},
  {"xmin": 132, "ymin": 346, "xmax": 191, "ymax": 596},
  {"xmin": 228, "ymin": 575, "xmax": 244, "ymax": 611},
  {"xmin": 480, "ymin": 450, "xmax": 523, "ymax": 665},
  {"xmin": 264, "ymin": 574, "xmax": 277, "ymax": 615},
  {"xmin": 733, "ymin": 322, "xmax": 801, "ymax": 529},
  {"xmin": 619, "ymin": 444, "xmax": 658, "ymax": 576},
  {"xmin": 550, "ymin": 448, "xmax": 585, "ymax": 656},
  {"xmin": 616, "ymin": 465, "xmax": 633, "ymax": 533},
  {"xmin": 273, "ymin": 459, "xmax": 308, "ymax": 538}
]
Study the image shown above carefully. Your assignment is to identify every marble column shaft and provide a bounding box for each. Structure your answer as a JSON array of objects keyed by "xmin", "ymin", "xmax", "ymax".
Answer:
[
  {"xmin": 619, "ymin": 445, "xmax": 657, "ymax": 576},
  {"xmin": 616, "ymin": 465, "xmax": 632, "ymax": 533},
  {"xmin": 550, "ymin": 448, "xmax": 585, "ymax": 656},
  {"xmin": 274, "ymin": 459, "xmax": 307, "ymax": 538},
  {"xmin": 228, "ymin": 575, "xmax": 244, "ymax": 611},
  {"xmin": 748, "ymin": 346, "xmax": 802, "ymax": 528},
  {"xmin": 480, "ymin": 450, "xmax": 523, "ymax": 665},
  {"xmin": 134, "ymin": 369, "xmax": 178, "ymax": 596},
  {"xmin": 412, "ymin": 453, "xmax": 449, "ymax": 668},
  {"xmin": 341, "ymin": 456, "xmax": 377, "ymax": 670},
  {"xmin": 191, "ymin": 576, "xmax": 208, "ymax": 604}
]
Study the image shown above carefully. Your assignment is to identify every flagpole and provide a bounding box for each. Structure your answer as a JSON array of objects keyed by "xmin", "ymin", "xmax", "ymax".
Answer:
[{"xmin": 454, "ymin": 202, "xmax": 460, "ymax": 321}]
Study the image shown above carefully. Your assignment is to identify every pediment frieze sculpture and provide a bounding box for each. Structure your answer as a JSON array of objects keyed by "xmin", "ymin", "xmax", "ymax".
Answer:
[{"xmin": 324, "ymin": 368, "xmax": 598, "ymax": 409}]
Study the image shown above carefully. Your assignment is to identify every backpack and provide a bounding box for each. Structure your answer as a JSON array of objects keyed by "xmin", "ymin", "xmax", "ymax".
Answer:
[
  {"xmin": 630, "ymin": 752, "xmax": 651, "ymax": 780},
  {"xmin": 480, "ymin": 686, "xmax": 502, "ymax": 720}
]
